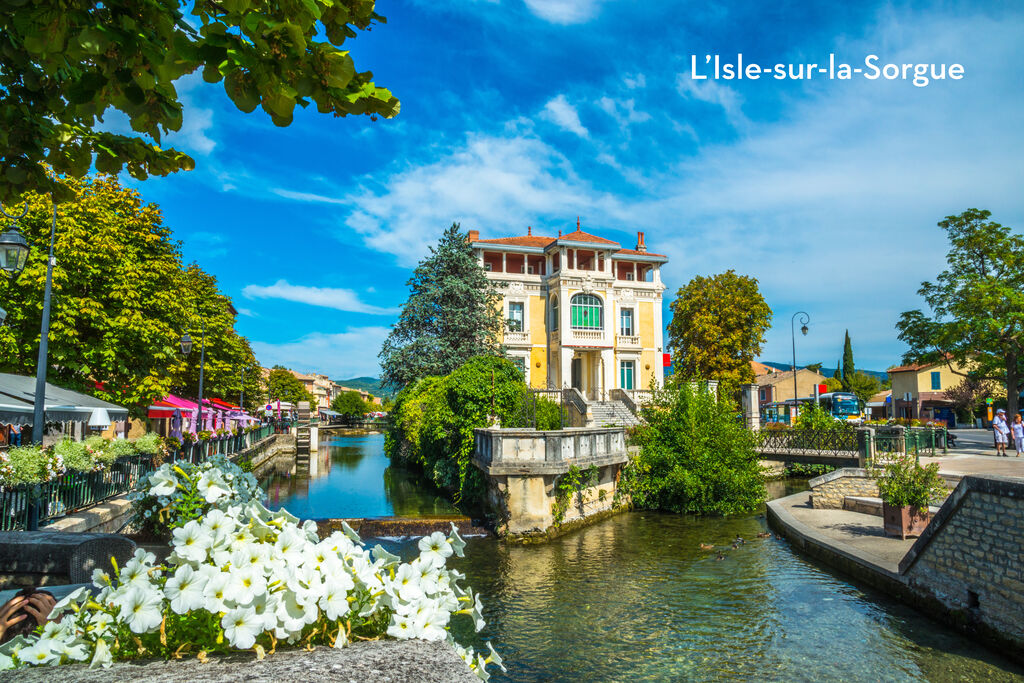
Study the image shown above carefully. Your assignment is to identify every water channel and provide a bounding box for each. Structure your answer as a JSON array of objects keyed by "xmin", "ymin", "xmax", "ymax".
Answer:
[{"xmin": 262, "ymin": 432, "xmax": 1024, "ymax": 682}]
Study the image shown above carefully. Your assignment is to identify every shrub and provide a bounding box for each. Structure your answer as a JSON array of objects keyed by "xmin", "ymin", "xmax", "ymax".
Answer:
[
  {"xmin": 0, "ymin": 446, "xmax": 49, "ymax": 484},
  {"xmin": 106, "ymin": 438, "xmax": 137, "ymax": 459},
  {"xmin": 386, "ymin": 356, "xmax": 526, "ymax": 508},
  {"xmin": 876, "ymin": 456, "xmax": 946, "ymax": 510},
  {"xmin": 53, "ymin": 439, "xmax": 94, "ymax": 473},
  {"xmin": 133, "ymin": 432, "xmax": 164, "ymax": 456},
  {"xmin": 621, "ymin": 382, "xmax": 766, "ymax": 515}
]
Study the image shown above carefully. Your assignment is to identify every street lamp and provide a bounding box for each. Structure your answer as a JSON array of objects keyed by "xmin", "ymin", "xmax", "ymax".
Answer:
[
  {"xmin": 791, "ymin": 311, "xmax": 810, "ymax": 423},
  {"xmin": 179, "ymin": 333, "xmax": 193, "ymax": 356},
  {"xmin": 0, "ymin": 305, "xmax": 6, "ymax": 326},
  {"xmin": 239, "ymin": 365, "xmax": 250, "ymax": 409},
  {"xmin": 2, "ymin": 198, "xmax": 58, "ymax": 445}
]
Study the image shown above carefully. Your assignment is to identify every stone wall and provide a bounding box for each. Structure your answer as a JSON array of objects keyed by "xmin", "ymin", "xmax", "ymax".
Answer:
[
  {"xmin": 808, "ymin": 468, "xmax": 879, "ymax": 509},
  {"xmin": 901, "ymin": 475, "xmax": 1024, "ymax": 652}
]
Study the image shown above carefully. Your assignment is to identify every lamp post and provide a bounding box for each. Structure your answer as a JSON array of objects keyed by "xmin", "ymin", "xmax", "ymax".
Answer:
[
  {"xmin": 181, "ymin": 313, "xmax": 207, "ymax": 432},
  {"xmin": 239, "ymin": 365, "xmax": 250, "ymax": 410},
  {"xmin": 1, "ymin": 198, "xmax": 57, "ymax": 445},
  {"xmin": 791, "ymin": 311, "xmax": 809, "ymax": 423}
]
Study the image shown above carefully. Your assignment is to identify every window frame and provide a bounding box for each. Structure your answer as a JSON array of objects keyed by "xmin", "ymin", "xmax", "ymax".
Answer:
[
  {"xmin": 619, "ymin": 307, "xmax": 635, "ymax": 336},
  {"xmin": 507, "ymin": 301, "xmax": 525, "ymax": 332},
  {"xmin": 570, "ymin": 293, "xmax": 603, "ymax": 331},
  {"xmin": 930, "ymin": 371, "xmax": 941, "ymax": 390}
]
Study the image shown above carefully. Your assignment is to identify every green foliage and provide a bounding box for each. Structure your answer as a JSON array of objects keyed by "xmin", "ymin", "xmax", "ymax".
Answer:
[
  {"xmin": 385, "ymin": 356, "xmax": 526, "ymax": 508},
  {"xmin": 794, "ymin": 402, "xmax": 838, "ymax": 430},
  {"xmin": 0, "ymin": 445, "xmax": 47, "ymax": 484},
  {"xmin": 53, "ymin": 438, "xmax": 93, "ymax": 472},
  {"xmin": 622, "ymin": 383, "xmax": 767, "ymax": 515},
  {"xmin": 784, "ymin": 462, "xmax": 836, "ymax": 477},
  {"xmin": 841, "ymin": 330, "xmax": 855, "ymax": 390},
  {"xmin": 534, "ymin": 396, "xmax": 564, "ymax": 431},
  {"xmin": 133, "ymin": 432, "xmax": 164, "ymax": 456},
  {"xmin": 0, "ymin": 432, "xmax": 167, "ymax": 484},
  {"xmin": 824, "ymin": 377, "xmax": 844, "ymax": 392},
  {"xmin": 0, "ymin": 174, "xmax": 262, "ymax": 414},
  {"xmin": 876, "ymin": 456, "xmax": 946, "ymax": 509},
  {"xmin": 551, "ymin": 465, "xmax": 599, "ymax": 526},
  {"xmin": 266, "ymin": 367, "xmax": 314, "ymax": 407},
  {"xmin": 845, "ymin": 370, "xmax": 881, "ymax": 404},
  {"xmin": 0, "ymin": 0, "xmax": 399, "ymax": 201},
  {"xmin": 380, "ymin": 224, "xmax": 504, "ymax": 391},
  {"xmin": 331, "ymin": 390, "xmax": 368, "ymax": 417},
  {"xmin": 896, "ymin": 208, "xmax": 1024, "ymax": 416},
  {"xmin": 667, "ymin": 270, "xmax": 772, "ymax": 395}
]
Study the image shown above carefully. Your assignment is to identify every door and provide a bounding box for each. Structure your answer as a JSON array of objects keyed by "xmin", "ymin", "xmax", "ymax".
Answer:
[
  {"xmin": 571, "ymin": 357, "xmax": 582, "ymax": 391},
  {"xmin": 620, "ymin": 361, "xmax": 635, "ymax": 390}
]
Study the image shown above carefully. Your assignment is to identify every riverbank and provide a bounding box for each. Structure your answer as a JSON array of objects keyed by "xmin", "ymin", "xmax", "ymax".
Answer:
[{"xmin": 768, "ymin": 473, "xmax": 1024, "ymax": 664}]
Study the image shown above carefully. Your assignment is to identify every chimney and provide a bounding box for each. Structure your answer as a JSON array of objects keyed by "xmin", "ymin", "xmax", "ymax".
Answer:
[
  {"xmin": 468, "ymin": 229, "xmax": 479, "ymax": 242},
  {"xmin": 527, "ymin": 226, "xmax": 532, "ymax": 236},
  {"xmin": 577, "ymin": 216, "xmax": 581, "ymax": 231},
  {"xmin": 558, "ymin": 229, "xmax": 562, "ymax": 237},
  {"xmin": 636, "ymin": 231, "xmax": 647, "ymax": 253}
]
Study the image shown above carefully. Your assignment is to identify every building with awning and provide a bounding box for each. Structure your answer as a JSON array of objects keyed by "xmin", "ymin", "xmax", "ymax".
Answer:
[{"xmin": 0, "ymin": 372, "xmax": 128, "ymax": 426}]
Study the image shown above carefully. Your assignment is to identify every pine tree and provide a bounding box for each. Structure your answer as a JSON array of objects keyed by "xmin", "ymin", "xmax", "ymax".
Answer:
[
  {"xmin": 832, "ymin": 360, "xmax": 842, "ymax": 381},
  {"xmin": 842, "ymin": 330, "xmax": 855, "ymax": 390},
  {"xmin": 379, "ymin": 223, "xmax": 504, "ymax": 390}
]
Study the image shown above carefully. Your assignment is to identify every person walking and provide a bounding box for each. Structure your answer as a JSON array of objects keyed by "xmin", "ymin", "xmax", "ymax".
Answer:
[
  {"xmin": 1013, "ymin": 414, "xmax": 1024, "ymax": 458},
  {"xmin": 9, "ymin": 424, "xmax": 20, "ymax": 447},
  {"xmin": 993, "ymin": 408, "xmax": 1010, "ymax": 456}
]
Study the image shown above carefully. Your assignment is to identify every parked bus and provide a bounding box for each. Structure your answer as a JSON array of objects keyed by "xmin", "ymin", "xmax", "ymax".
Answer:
[{"xmin": 818, "ymin": 392, "xmax": 863, "ymax": 422}]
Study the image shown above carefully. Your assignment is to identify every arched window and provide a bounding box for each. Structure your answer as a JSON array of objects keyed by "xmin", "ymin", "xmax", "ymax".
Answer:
[
  {"xmin": 551, "ymin": 295, "xmax": 559, "ymax": 330},
  {"xmin": 570, "ymin": 294, "xmax": 603, "ymax": 330}
]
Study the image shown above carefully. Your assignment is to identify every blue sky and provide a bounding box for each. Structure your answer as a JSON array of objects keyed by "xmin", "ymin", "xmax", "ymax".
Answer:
[{"xmin": 127, "ymin": 0, "xmax": 1024, "ymax": 379}]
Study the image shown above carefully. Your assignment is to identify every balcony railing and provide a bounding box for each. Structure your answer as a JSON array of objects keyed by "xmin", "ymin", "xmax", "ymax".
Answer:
[
  {"xmin": 616, "ymin": 334, "xmax": 640, "ymax": 347},
  {"xmin": 567, "ymin": 329, "xmax": 605, "ymax": 344},
  {"xmin": 504, "ymin": 330, "xmax": 531, "ymax": 345}
]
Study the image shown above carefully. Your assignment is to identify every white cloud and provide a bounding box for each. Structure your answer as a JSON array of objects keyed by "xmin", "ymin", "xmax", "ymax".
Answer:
[
  {"xmin": 522, "ymin": 0, "xmax": 606, "ymax": 24},
  {"xmin": 623, "ymin": 73, "xmax": 646, "ymax": 89},
  {"xmin": 675, "ymin": 74, "xmax": 748, "ymax": 129},
  {"xmin": 271, "ymin": 188, "xmax": 347, "ymax": 205},
  {"xmin": 242, "ymin": 280, "xmax": 398, "ymax": 315},
  {"xmin": 596, "ymin": 96, "xmax": 651, "ymax": 128},
  {"xmin": 236, "ymin": 307, "xmax": 257, "ymax": 317},
  {"xmin": 342, "ymin": 132, "xmax": 611, "ymax": 265},
  {"xmin": 540, "ymin": 94, "xmax": 589, "ymax": 137},
  {"xmin": 251, "ymin": 327, "xmax": 391, "ymax": 379}
]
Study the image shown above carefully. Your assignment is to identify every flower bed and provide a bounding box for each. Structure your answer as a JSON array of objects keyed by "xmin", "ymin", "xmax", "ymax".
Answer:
[{"xmin": 0, "ymin": 456, "xmax": 504, "ymax": 680}]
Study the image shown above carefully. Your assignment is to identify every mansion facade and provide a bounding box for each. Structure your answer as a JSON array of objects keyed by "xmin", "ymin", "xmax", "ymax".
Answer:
[{"xmin": 470, "ymin": 223, "xmax": 667, "ymax": 400}]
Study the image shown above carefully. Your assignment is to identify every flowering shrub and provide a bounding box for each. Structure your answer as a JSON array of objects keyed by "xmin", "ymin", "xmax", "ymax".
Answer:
[
  {"xmin": 0, "ymin": 433, "xmax": 178, "ymax": 486},
  {"xmin": 130, "ymin": 454, "xmax": 261, "ymax": 539},
  {"xmin": 0, "ymin": 502, "xmax": 503, "ymax": 679}
]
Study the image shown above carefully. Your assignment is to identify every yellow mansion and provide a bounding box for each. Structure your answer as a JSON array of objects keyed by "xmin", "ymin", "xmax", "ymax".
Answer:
[{"xmin": 470, "ymin": 223, "xmax": 668, "ymax": 399}]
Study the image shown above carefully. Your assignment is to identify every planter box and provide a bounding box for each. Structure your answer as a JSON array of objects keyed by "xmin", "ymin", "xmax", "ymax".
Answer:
[{"xmin": 882, "ymin": 502, "xmax": 930, "ymax": 539}]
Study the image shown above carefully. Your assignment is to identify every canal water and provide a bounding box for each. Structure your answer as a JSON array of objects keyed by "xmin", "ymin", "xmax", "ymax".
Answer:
[{"xmin": 262, "ymin": 433, "xmax": 1024, "ymax": 682}]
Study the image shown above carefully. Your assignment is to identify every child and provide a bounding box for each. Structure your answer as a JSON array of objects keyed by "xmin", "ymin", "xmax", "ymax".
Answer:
[{"xmin": 1013, "ymin": 414, "xmax": 1024, "ymax": 457}]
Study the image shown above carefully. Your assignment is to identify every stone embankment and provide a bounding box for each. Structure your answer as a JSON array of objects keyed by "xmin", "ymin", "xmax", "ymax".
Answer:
[{"xmin": 769, "ymin": 472, "xmax": 1024, "ymax": 662}]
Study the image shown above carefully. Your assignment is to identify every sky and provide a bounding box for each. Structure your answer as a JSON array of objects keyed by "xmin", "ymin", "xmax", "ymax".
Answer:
[{"xmin": 123, "ymin": 0, "xmax": 1024, "ymax": 379}]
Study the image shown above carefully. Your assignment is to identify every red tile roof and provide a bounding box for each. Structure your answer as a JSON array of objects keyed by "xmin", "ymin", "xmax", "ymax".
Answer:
[
  {"xmin": 558, "ymin": 229, "xmax": 620, "ymax": 245},
  {"xmin": 615, "ymin": 247, "xmax": 667, "ymax": 258},
  {"xmin": 475, "ymin": 235, "xmax": 556, "ymax": 248},
  {"xmin": 888, "ymin": 353, "xmax": 954, "ymax": 373}
]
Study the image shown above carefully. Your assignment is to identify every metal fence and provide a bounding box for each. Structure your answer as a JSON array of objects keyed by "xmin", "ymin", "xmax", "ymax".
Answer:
[
  {"xmin": 509, "ymin": 389, "xmax": 569, "ymax": 430},
  {"xmin": 0, "ymin": 425, "xmax": 275, "ymax": 531},
  {"xmin": 756, "ymin": 427, "xmax": 859, "ymax": 455}
]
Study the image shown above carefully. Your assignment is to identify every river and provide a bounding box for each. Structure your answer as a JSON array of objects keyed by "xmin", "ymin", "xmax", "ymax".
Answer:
[{"xmin": 262, "ymin": 432, "xmax": 1024, "ymax": 682}]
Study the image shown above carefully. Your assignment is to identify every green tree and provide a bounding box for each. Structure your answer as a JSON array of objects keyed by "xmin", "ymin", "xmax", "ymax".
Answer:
[
  {"xmin": 266, "ymin": 367, "xmax": 313, "ymax": 407},
  {"xmin": 845, "ymin": 371, "xmax": 881, "ymax": 405},
  {"xmin": 841, "ymin": 330, "xmax": 855, "ymax": 390},
  {"xmin": 379, "ymin": 223, "xmax": 504, "ymax": 391},
  {"xmin": 896, "ymin": 209, "xmax": 1024, "ymax": 416},
  {"xmin": 622, "ymin": 382, "xmax": 766, "ymax": 515},
  {"xmin": 0, "ymin": 0, "xmax": 399, "ymax": 201},
  {"xmin": 805, "ymin": 362, "xmax": 823, "ymax": 373},
  {"xmin": 331, "ymin": 390, "xmax": 367, "ymax": 417},
  {"xmin": 944, "ymin": 377, "xmax": 1001, "ymax": 423},
  {"xmin": 832, "ymin": 361, "xmax": 841, "ymax": 381},
  {"xmin": 666, "ymin": 270, "xmax": 772, "ymax": 394}
]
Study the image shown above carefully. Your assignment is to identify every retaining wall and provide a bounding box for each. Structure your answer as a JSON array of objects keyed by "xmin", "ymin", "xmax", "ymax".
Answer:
[{"xmin": 808, "ymin": 467, "xmax": 959, "ymax": 510}]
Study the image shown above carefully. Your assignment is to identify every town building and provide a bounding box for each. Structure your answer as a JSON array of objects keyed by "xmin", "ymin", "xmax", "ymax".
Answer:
[
  {"xmin": 755, "ymin": 367, "xmax": 828, "ymax": 408},
  {"xmin": 470, "ymin": 222, "xmax": 667, "ymax": 399},
  {"xmin": 888, "ymin": 355, "xmax": 964, "ymax": 424}
]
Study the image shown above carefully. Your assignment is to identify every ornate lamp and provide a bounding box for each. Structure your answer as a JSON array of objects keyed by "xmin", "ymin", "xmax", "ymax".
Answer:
[
  {"xmin": 180, "ymin": 333, "xmax": 193, "ymax": 355},
  {"xmin": 0, "ymin": 227, "xmax": 29, "ymax": 279}
]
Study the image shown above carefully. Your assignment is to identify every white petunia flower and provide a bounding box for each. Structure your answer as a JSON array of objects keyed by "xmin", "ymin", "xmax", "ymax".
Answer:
[
  {"xmin": 172, "ymin": 520, "xmax": 213, "ymax": 563},
  {"xmin": 197, "ymin": 470, "xmax": 230, "ymax": 503},
  {"xmin": 148, "ymin": 467, "xmax": 178, "ymax": 496},
  {"xmin": 227, "ymin": 565, "xmax": 267, "ymax": 607},
  {"xmin": 221, "ymin": 607, "xmax": 262, "ymax": 649},
  {"xmin": 418, "ymin": 531, "xmax": 454, "ymax": 569},
  {"xmin": 19, "ymin": 638, "xmax": 58, "ymax": 665},
  {"xmin": 165, "ymin": 564, "xmax": 208, "ymax": 614},
  {"xmin": 113, "ymin": 584, "xmax": 163, "ymax": 634}
]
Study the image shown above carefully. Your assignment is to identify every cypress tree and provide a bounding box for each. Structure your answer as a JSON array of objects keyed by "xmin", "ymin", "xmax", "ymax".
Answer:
[
  {"xmin": 379, "ymin": 223, "xmax": 504, "ymax": 391},
  {"xmin": 842, "ymin": 330, "xmax": 855, "ymax": 390},
  {"xmin": 832, "ymin": 360, "xmax": 842, "ymax": 380}
]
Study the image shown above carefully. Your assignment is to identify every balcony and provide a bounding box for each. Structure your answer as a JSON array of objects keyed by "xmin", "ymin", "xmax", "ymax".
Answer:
[
  {"xmin": 564, "ymin": 328, "xmax": 606, "ymax": 346},
  {"xmin": 616, "ymin": 334, "xmax": 640, "ymax": 348},
  {"xmin": 504, "ymin": 330, "xmax": 531, "ymax": 346}
]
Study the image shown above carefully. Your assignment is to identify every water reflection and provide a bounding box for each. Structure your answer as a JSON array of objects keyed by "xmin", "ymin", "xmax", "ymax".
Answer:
[{"xmin": 260, "ymin": 433, "xmax": 458, "ymax": 519}]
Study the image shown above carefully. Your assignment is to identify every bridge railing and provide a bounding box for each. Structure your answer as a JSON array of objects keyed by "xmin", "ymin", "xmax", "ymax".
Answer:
[{"xmin": 755, "ymin": 427, "xmax": 859, "ymax": 455}]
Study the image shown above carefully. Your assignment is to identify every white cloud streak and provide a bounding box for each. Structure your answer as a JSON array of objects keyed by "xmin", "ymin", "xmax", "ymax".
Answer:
[
  {"xmin": 242, "ymin": 280, "xmax": 398, "ymax": 315},
  {"xmin": 540, "ymin": 94, "xmax": 589, "ymax": 137}
]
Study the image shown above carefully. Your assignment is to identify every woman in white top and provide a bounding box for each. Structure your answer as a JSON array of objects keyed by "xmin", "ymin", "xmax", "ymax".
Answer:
[{"xmin": 1013, "ymin": 413, "xmax": 1024, "ymax": 457}]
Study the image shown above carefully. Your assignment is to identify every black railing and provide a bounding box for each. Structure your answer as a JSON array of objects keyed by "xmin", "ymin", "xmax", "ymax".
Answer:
[
  {"xmin": 756, "ymin": 427, "xmax": 859, "ymax": 455},
  {"xmin": 0, "ymin": 425, "xmax": 275, "ymax": 531}
]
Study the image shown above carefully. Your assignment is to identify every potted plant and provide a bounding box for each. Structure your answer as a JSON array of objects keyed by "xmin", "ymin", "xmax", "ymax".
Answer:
[{"xmin": 876, "ymin": 455, "xmax": 946, "ymax": 539}]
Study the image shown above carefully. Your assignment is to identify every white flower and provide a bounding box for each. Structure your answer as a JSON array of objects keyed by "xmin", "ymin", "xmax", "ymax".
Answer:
[
  {"xmin": 389, "ymin": 563, "xmax": 424, "ymax": 603},
  {"xmin": 204, "ymin": 571, "xmax": 231, "ymax": 613},
  {"xmin": 89, "ymin": 637, "xmax": 112, "ymax": 669},
  {"xmin": 50, "ymin": 586, "xmax": 88, "ymax": 618},
  {"xmin": 119, "ymin": 554, "xmax": 154, "ymax": 587},
  {"xmin": 148, "ymin": 467, "xmax": 178, "ymax": 496},
  {"xmin": 227, "ymin": 565, "xmax": 267, "ymax": 607},
  {"xmin": 418, "ymin": 531, "xmax": 454, "ymax": 569},
  {"xmin": 165, "ymin": 564, "xmax": 208, "ymax": 614},
  {"xmin": 55, "ymin": 638, "xmax": 89, "ymax": 662},
  {"xmin": 221, "ymin": 607, "xmax": 262, "ymax": 649},
  {"xmin": 88, "ymin": 610, "xmax": 116, "ymax": 635},
  {"xmin": 172, "ymin": 520, "xmax": 213, "ymax": 563},
  {"xmin": 318, "ymin": 581, "xmax": 352, "ymax": 621},
  {"xmin": 414, "ymin": 608, "xmax": 449, "ymax": 641},
  {"xmin": 387, "ymin": 613, "xmax": 416, "ymax": 639},
  {"xmin": 18, "ymin": 638, "xmax": 58, "ymax": 665},
  {"xmin": 113, "ymin": 584, "xmax": 163, "ymax": 633},
  {"xmin": 198, "ymin": 470, "xmax": 231, "ymax": 503}
]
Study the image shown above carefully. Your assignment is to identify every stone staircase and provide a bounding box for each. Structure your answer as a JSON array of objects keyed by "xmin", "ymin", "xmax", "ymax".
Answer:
[{"xmin": 589, "ymin": 400, "xmax": 640, "ymax": 427}]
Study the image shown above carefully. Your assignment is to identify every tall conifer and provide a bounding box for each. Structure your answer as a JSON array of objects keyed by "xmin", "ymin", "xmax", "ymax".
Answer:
[{"xmin": 842, "ymin": 330, "xmax": 855, "ymax": 390}]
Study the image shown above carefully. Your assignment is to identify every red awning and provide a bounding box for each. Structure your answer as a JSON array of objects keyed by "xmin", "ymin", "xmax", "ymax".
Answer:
[{"xmin": 147, "ymin": 400, "xmax": 178, "ymax": 419}]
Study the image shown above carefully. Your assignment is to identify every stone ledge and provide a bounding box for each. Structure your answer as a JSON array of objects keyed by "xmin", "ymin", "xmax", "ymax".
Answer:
[
  {"xmin": 46, "ymin": 495, "xmax": 133, "ymax": 534},
  {"xmin": 2, "ymin": 639, "xmax": 477, "ymax": 682},
  {"xmin": 472, "ymin": 451, "xmax": 629, "ymax": 476}
]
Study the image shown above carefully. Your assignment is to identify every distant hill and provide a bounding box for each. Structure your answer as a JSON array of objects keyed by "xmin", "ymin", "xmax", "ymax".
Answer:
[
  {"xmin": 333, "ymin": 376, "xmax": 392, "ymax": 400},
  {"xmin": 759, "ymin": 361, "xmax": 888, "ymax": 381}
]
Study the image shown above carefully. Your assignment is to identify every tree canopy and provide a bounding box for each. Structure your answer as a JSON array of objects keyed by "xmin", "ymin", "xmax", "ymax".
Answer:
[
  {"xmin": 266, "ymin": 367, "xmax": 313, "ymax": 407},
  {"xmin": 379, "ymin": 223, "xmax": 504, "ymax": 391},
  {"xmin": 0, "ymin": 174, "xmax": 262, "ymax": 413},
  {"xmin": 331, "ymin": 390, "xmax": 367, "ymax": 417},
  {"xmin": 666, "ymin": 270, "xmax": 772, "ymax": 393},
  {"xmin": 896, "ymin": 209, "xmax": 1024, "ymax": 416},
  {"xmin": 0, "ymin": 0, "xmax": 399, "ymax": 201}
]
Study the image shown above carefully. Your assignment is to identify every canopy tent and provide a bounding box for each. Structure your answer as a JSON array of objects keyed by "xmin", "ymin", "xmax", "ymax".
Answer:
[
  {"xmin": 0, "ymin": 372, "xmax": 129, "ymax": 426},
  {"xmin": 148, "ymin": 394, "xmax": 260, "ymax": 435}
]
